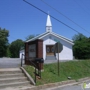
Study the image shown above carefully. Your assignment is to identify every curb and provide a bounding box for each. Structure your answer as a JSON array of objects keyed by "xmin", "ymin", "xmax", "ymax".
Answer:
[
  {"xmin": 27, "ymin": 80, "xmax": 76, "ymax": 90},
  {"xmin": 24, "ymin": 77, "xmax": 90, "ymax": 90}
]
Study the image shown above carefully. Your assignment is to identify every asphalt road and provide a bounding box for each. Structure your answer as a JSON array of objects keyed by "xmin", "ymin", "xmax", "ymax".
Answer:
[
  {"xmin": 0, "ymin": 58, "xmax": 24, "ymax": 68},
  {"xmin": 45, "ymin": 81, "xmax": 90, "ymax": 90},
  {"xmin": 51, "ymin": 84, "xmax": 83, "ymax": 90}
]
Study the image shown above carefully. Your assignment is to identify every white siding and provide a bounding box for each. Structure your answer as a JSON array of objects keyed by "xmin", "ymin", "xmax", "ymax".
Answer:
[
  {"xmin": 19, "ymin": 50, "xmax": 25, "ymax": 59},
  {"xmin": 42, "ymin": 34, "xmax": 73, "ymax": 60}
]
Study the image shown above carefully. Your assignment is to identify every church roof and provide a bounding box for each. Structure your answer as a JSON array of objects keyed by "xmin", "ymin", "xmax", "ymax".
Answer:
[
  {"xmin": 26, "ymin": 14, "xmax": 74, "ymax": 45},
  {"xmin": 26, "ymin": 32, "xmax": 74, "ymax": 45}
]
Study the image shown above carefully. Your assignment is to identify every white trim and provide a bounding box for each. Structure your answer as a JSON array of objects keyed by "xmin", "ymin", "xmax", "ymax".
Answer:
[
  {"xmin": 26, "ymin": 32, "xmax": 49, "ymax": 42},
  {"xmin": 26, "ymin": 31, "xmax": 74, "ymax": 45},
  {"xmin": 39, "ymin": 32, "xmax": 74, "ymax": 45},
  {"xmin": 51, "ymin": 32, "xmax": 74, "ymax": 45},
  {"xmin": 52, "ymin": 32, "xmax": 73, "ymax": 42},
  {"xmin": 39, "ymin": 33, "xmax": 50, "ymax": 39}
]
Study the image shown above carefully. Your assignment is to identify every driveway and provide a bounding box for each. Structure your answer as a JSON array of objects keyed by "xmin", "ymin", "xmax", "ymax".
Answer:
[{"xmin": 0, "ymin": 58, "xmax": 24, "ymax": 68}]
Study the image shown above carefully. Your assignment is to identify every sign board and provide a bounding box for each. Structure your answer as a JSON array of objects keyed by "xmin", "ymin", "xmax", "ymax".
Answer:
[
  {"xmin": 54, "ymin": 42, "xmax": 63, "ymax": 76},
  {"xmin": 29, "ymin": 44, "xmax": 36, "ymax": 57},
  {"xmin": 54, "ymin": 42, "xmax": 63, "ymax": 53}
]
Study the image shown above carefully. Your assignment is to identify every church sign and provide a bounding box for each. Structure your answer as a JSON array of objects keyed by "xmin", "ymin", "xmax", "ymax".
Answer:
[{"xmin": 29, "ymin": 44, "xmax": 36, "ymax": 57}]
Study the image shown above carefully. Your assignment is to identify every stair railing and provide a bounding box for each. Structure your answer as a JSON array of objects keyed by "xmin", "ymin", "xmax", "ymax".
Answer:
[{"xmin": 21, "ymin": 54, "xmax": 37, "ymax": 83}]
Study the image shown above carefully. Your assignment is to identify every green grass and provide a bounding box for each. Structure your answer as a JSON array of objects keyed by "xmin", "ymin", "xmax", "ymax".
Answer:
[{"xmin": 24, "ymin": 60, "xmax": 90, "ymax": 85}]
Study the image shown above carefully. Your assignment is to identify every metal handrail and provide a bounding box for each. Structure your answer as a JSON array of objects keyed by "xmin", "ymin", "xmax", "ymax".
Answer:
[{"xmin": 21, "ymin": 54, "xmax": 37, "ymax": 83}]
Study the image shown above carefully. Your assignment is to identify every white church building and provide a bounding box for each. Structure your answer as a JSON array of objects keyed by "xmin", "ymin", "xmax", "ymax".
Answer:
[{"xmin": 23, "ymin": 14, "xmax": 74, "ymax": 61}]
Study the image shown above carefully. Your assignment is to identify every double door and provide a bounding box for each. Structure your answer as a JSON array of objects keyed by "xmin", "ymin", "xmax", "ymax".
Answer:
[{"xmin": 46, "ymin": 45, "xmax": 54, "ymax": 55}]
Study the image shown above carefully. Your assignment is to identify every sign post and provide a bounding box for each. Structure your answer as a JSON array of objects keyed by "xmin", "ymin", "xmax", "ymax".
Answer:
[{"xmin": 54, "ymin": 42, "xmax": 63, "ymax": 76}]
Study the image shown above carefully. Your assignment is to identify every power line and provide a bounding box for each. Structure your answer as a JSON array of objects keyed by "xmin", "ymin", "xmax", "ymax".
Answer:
[
  {"xmin": 23, "ymin": 0, "xmax": 87, "ymax": 36},
  {"xmin": 41, "ymin": 0, "xmax": 90, "ymax": 35},
  {"xmin": 80, "ymin": 0, "xmax": 90, "ymax": 14},
  {"xmin": 73, "ymin": 0, "xmax": 90, "ymax": 16}
]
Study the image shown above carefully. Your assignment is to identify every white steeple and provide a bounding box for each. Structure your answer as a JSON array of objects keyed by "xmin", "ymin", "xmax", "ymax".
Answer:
[{"xmin": 46, "ymin": 14, "xmax": 52, "ymax": 32}]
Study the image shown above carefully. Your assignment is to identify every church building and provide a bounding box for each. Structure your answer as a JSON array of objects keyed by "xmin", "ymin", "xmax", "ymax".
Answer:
[{"xmin": 24, "ymin": 15, "xmax": 74, "ymax": 61}]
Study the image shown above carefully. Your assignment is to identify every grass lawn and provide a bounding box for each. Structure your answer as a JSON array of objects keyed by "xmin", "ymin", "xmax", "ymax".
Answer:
[{"xmin": 24, "ymin": 60, "xmax": 90, "ymax": 85}]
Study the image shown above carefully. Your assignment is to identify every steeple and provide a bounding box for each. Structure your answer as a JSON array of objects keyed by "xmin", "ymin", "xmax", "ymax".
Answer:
[{"xmin": 46, "ymin": 14, "xmax": 52, "ymax": 32}]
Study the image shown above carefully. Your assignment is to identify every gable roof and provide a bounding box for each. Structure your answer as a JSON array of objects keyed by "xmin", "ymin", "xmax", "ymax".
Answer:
[{"xmin": 26, "ymin": 32, "xmax": 74, "ymax": 45}]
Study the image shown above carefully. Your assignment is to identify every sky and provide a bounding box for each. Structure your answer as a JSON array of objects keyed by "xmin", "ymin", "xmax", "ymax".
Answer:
[{"xmin": 0, "ymin": 0, "xmax": 90, "ymax": 43}]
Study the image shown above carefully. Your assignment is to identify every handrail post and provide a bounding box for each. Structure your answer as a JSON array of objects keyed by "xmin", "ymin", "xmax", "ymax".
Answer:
[
  {"xmin": 21, "ymin": 54, "xmax": 23, "ymax": 67},
  {"xmin": 35, "ymin": 67, "xmax": 36, "ymax": 83},
  {"xmin": 40, "ymin": 63, "xmax": 41, "ymax": 78}
]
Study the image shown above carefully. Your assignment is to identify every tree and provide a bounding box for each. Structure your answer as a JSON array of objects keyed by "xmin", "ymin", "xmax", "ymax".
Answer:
[
  {"xmin": 26, "ymin": 35, "xmax": 35, "ymax": 41},
  {"xmin": 73, "ymin": 33, "xmax": 90, "ymax": 59},
  {"xmin": 25, "ymin": 34, "xmax": 39, "ymax": 41},
  {"xmin": 6, "ymin": 44, "xmax": 11, "ymax": 57},
  {"xmin": 72, "ymin": 33, "xmax": 87, "ymax": 42},
  {"xmin": 9, "ymin": 39, "xmax": 24, "ymax": 58},
  {"xmin": 0, "ymin": 28, "xmax": 9, "ymax": 57}
]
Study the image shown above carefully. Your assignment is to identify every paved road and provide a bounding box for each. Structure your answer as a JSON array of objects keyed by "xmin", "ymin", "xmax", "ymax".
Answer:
[
  {"xmin": 45, "ymin": 81, "xmax": 90, "ymax": 90},
  {"xmin": 50, "ymin": 84, "xmax": 83, "ymax": 90},
  {"xmin": 0, "ymin": 58, "xmax": 24, "ymax": 68}
]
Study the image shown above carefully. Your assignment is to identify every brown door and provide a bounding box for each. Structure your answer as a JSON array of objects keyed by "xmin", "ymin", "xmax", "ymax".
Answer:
[{"xmin": 46, "ymin": 45, "xmax": 54, "ymax": 55}]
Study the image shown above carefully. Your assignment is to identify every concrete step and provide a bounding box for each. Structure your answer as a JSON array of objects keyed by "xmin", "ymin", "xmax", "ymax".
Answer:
[
  {"xmin": 0, "ymin": 81, "xmax": 30, "ymax": 89},
  {"xmin": 46, "ymin": 55, "xmax": 57, "ymax": 60},
  {"xmin": 0, "ymin": 68, "xmax": 22, "ymax": 74},
  {"xmin": 0, "ymin": 68, "xmax": 33, "ymax": 89},
  {"xmin": 0, "ymin": 68, "xmax": 21, "ymax": 71},
  {"xmin": 0, "ymin": 77, "xmax": 27, "ymax": 84},
  {"xmin": 0, "ymin": 73, "xmax": 24, "ymax": 78}
]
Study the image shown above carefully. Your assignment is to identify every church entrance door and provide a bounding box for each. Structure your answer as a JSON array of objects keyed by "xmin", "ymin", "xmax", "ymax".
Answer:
[{"xmin": 46, "ymin": 45, "xmax": 54, "ymax": 55}]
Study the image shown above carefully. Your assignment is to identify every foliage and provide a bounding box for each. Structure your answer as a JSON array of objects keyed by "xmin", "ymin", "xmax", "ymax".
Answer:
[
  {"xmin": 0, "ymin": 28, "xmax": 9, "ymax": 57},
  {"xmin": 6, "ymin": 45, "xmax": 11, "ymax": 57},
  {"xmin": 9, "ymin": 39, "xmax": 24, "ymax": 58},
  {"xmin": 72, "ymin": 33, "xmax": 87, "ymax": 42},
  {"xmin": 25, "ymin": 60, "xmax": 90, "ymax": 85},
  {"xmin": 25, "ymin": 34, "xmax": 39, "ymax": 41},
  {"xmin": 73, "ymin": 33, "xmax": 90, "ymax": 59},
  {"xmin": 26, "ymin": 35, "xmax": 35, "ymax": 41}
]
